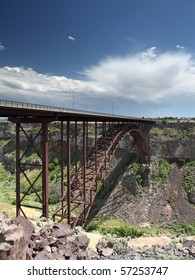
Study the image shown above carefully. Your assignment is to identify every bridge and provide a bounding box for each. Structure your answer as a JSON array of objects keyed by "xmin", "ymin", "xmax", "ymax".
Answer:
[{"xmin": 0, "ymin": 99, "xmax": 155, "ymax": 227}]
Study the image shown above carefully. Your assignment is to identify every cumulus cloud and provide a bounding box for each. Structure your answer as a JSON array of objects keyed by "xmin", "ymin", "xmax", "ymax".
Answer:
[
  {"xmin": 1, "ymin": 47, "xmax": 195, "ymax": 116},
  {"xmin": 0, "ymin": 42, "xmax": 5, "ymax": 51},
  {"xmin": 0, "ymin": 66, "xmax": 106, "ymax": 107},
  {"xmin": 84, "ymin": 47, "xmax": 195, "ymax": 102}
]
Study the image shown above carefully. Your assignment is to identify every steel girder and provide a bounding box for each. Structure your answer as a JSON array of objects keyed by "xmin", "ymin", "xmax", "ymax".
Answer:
[
  {"xmin": 11, "ymin": 117, "xmax": 150, "ymax": 224},
  {"xmin": 14, "ymin": 119, "xmax": 50, "ymax": 218},
  {"xmin": 53, "ymin": 122, "xmax": 150, "ymax": 227}
]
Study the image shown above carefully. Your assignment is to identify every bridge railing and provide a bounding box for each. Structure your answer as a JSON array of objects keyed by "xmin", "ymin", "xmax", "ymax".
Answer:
[
  {"xmin": 0, "ymin": 99, "xmax": 97, "ymax": 115},
  {"xmin": 0, "ymin": 99, "xmax": 144, "ymax": 121},
  {"xmin": 0, "ymin": 99, "xmax": 157, "ymax": 124},
  {"xmin": 0, "ymin": 99, "xmax": 121, "ymax": 117}
]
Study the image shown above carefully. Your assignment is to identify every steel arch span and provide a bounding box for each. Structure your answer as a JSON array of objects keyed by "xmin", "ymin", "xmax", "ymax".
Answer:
[
  {"xmin": 0, "ymin": 100, "xmax": 155, "ymax": 222},
  {"xmin": 53, "ymin": 122, "xmax": 150, "ymax": 227}
]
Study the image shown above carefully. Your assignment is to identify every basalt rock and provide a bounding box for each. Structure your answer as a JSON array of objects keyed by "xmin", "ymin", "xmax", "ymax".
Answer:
[
  {"xmin": 0, "ymin": 213, "xmax": 90, "ymax": 260},
  {"xmin": 0, "ymin": 215, "xmax": 27, "ymax": 260}
]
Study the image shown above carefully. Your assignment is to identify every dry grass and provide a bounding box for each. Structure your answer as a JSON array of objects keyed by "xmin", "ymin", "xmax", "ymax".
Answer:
[
  {"xmin": 128, "ymin": 235, "xmax": 171, "ymax": 248},
  {"xmin": 0, "ymin": 201, "xmax": 16, "ymax": 217},
  {"xmin": 0, "ymin": 201, "xmax": 41, "ymax": 219}
]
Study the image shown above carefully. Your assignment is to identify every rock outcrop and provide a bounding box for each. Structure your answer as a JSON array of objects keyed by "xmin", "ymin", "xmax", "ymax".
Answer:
[
  {"xmin": 0, "ymin": 213, "xmax": 30, "ymax": 259},
  {"xmin": 90, "ymin": 163, "xmax": 195, "ymax": 225},
  {"xmin": 150, "ymin": 122, "xmax": 195, "ymax": 160},
  {"xmin": 0, "ymin": 213, "xmax": 90, "ymax": 260}
]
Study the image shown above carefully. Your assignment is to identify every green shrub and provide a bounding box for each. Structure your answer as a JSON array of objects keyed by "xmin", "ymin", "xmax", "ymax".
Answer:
[
  {"xmin": 86, "ymin": 223, "xmax": 145, "ymax": 238},
  {"xmin": 49, "ymin": 157, "xmax": 60, "ymax": 171},
  {"xmin": 165, "ymin": 222, "xmax": 195, "ymax": 236},
  {"xmin": 85, "ymin": 223, "xmax": 99, "ymax": 232},
  {"xmin": 104, "ymin": 225, "xmax": 145, "ymax": 238},
  {"xmin": 11, "ymin": 199, "xmax": 16, "ymax": 205},
  {"xmin": 182, "ymin": 162, "xmax": 195, "ymax": 194},
  {"xmin": 97, "ymin": 235, "xmax": 128, "ymax": 254},
  {"xmin": 151, "ymin": 159, "xmax": 170, "ymax": 184},
  {"xmin": 180, "ymin": 223, "xmax": 195, "ymax": 235},
  {"xmin": 177, "ymin": 158, "xmax": 186, "ymax": 166},
  {"xmin": 131, "ymin": 163, "xmax": 143, "ymax": 186},
  {"xmin": 49, "ymin": 188, "xmax": 61, "ymax": 204}
]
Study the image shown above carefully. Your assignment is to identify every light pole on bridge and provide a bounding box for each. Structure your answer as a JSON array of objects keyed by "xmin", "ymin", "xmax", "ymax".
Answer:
[
  {"xmin": 69, "ymin": 88, "xmax": 77, "ymax": 109},
  {"xmin": 112, "ymin": 101, "xmax": 114, "ymax": 115}
]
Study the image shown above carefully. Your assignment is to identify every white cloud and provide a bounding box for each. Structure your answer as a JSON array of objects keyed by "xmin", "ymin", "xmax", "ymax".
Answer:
[
  {"xmin": 0, "ymin": 42, "xmax": 5, "ymax": 51},
  {"xmin": 1, "ymin": 47, "xmax": 195, "ymax": 116},
  {"xmin": 68, "ymin": 36, "xmax": 76, "ymax": 41},
  {"xmin": 176, "ymin": 44, "xmax": 184, "ymax": 49},
  {"xmin": 84, "ymin": 48, "xmax": 195, "ymax": 102},
  {"xmin": 142, "ymin": 46, "xmax": 157, "ymax": 58},
  {"xmin": 0, "ymin": 66, "xmax": 106, "ymax": 107}
]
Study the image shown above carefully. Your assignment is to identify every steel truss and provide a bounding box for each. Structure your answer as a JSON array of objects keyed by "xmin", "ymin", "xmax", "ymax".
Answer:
[
  {"xmin": 53, "ymin": 121, "xmax": 150, "ymax": 227},
  {"xmin": 10, "ymin": 117, "xmax": 150, "ymax": 224},
  {"xmin": 11, "ymin": 117, "xmax": 53, "ymax": 219}
]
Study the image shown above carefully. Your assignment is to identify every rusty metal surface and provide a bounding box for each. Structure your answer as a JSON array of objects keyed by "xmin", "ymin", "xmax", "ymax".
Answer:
[
  {"xmin": 15, "ymin": 121, "xmax": 50, "ymax": 219},
  {"xmin": 53, "ymin": 122, "xmax": 151, "ymax": 227},
  {"xmin": 1, "ymin": 100, "xmax": 154, "ymax": 223}
]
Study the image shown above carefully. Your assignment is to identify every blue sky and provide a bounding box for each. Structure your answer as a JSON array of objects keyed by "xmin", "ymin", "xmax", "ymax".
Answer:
[{"xmin": 1, "ymin": 0, "xmax": 195, "ymax": 117}]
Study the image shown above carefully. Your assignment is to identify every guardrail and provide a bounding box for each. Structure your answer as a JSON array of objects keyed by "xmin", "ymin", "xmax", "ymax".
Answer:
[
  {"xmin": 0, "ymin": 99, "xmax": 108, "ymax": 116},
  {"xmin": 0, "ymin": 99, "xmax": 132, "ymax": 119},
  {"xmin": 0, "ymin": 99, "xmax": 90, "ymax": 114},
  {"xmin": 0, "ymin": 99, "xmax": 155, "ymax": 122}
]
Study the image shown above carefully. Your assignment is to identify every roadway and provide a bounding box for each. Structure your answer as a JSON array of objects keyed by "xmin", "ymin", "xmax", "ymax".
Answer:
[{"xmin": 0, "ymin": 99, "xmax": 155, "ymax": 123}]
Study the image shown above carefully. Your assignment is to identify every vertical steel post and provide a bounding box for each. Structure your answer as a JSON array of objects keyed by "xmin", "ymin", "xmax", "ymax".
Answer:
[
  {"xmin": 104, "ymin": 122, "xmax": 107, "ymax": 170},
  {"xmin": 42, "ymin": 121, "xmax": 49, "ymax": 218},
  {"xmin": 86, "ymin": 121, "xmax": 89, "ymax": 156},
  {"xmin": 60, "ymin": 121, "xmax": 64, "ymax": 212},
  {"xmin": 95, "ymin": 121, "xmax": 98, "ymax": 191},
  {"xmin": 67, "ymin": 121, "xmax": 71, "ymax": 224},
  {"xmin": 83, "ymin": 121, "xmax": 86, "ymax": 223},
  {"xmin": 75, "ymin": 121, "xmax": 78, "ymax": 175},
  {"xmin": 16, "ymin": 123, "xmax": 20, "ymax": 217}
]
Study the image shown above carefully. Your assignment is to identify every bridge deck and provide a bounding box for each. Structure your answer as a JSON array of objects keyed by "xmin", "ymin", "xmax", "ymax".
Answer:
[{"xmin": 0, "ymin": 99, "xmax": 155, "ymax": 123}]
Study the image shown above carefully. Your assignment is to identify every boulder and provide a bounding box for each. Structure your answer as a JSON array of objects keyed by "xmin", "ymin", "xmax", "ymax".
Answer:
[
  {"xmin": 97, "ymin": 247, "xmax": 114, "ymax": 257},
  {"xmin": 73, "ymin": 235, "xmax": 90, "ymax": 250},
  {"xmin": 13, "ymin": 216, "xmax": 34, "ymax": 241},
  {"xmin": 0, "ymin": 218, "xmax": 27, "ymax": 260}
]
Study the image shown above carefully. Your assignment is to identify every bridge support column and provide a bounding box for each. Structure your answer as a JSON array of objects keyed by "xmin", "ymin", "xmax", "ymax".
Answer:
[
  {"xmin": 94, "ymin": 121, "xmax": 98, "ymax": 191},
  {"xmin": 16, "ymin": 123, "xmax": 21, "ymax": 217},
  {"xmin": 12, "ymin": 117, "xmax": 53, "ymax": 219},
  {"xmin": 60, "ymin": 121, "xmax": 64, "ymax": 215},
  {"xmin": 83, "ymin": 121, "xmax": 87, "ymax": 224},
  {"xmin": 42, "ymin": 121, "xmax": 49, "ymax": 219},
  {"xmin": 66, "ymin": 120, "xmax": 71, "ymax": 224}
]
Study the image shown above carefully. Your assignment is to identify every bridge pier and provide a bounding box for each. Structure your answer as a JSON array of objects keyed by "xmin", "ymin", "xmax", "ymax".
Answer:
[
  {"xmin": 66, "ymin": 120, "xmax": 71, "ymax": 224},
  {"xmin": 42, "ymin": 121, "xmax": 49, "ymax": 218},
  {"xmin": 11, "ymin": 117, "xmax": 54, "ymax": 219}
]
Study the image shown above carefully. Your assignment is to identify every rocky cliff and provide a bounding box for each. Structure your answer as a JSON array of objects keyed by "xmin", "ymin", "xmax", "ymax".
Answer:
[
  {"xmin": 1, "ymin": 120, "xmax": 195, "ymax": 226},
  {"xmin": 87, "ymin": 120, "xmax": 195, "ymax": 226},
  {"xmin": 150, "ymin": 121, "xmax": 195, "ymax": 160}
]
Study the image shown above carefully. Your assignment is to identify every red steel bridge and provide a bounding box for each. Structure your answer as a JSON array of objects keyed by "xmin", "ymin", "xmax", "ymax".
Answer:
[{"xmin": 0, "ymin": 100, "xmax": 155, "ymax": 227}]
